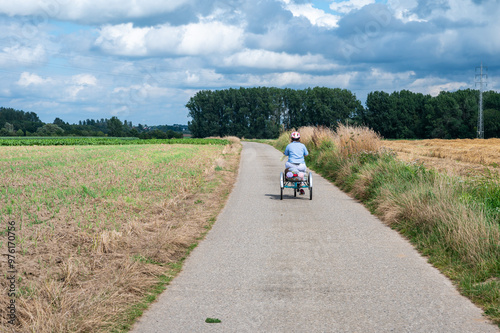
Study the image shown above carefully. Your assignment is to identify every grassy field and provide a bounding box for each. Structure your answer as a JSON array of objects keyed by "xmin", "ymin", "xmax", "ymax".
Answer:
[
  {"xmin": 0, "ymin": 137, "xmax": 228, "ymax": 146},
  {"xmin": 274, "ymin": 126, "xmax": 500, "ymax": 327},
  {"xmin": 0, "ymin": 140, "xmax": 240, "ymax": 332}
]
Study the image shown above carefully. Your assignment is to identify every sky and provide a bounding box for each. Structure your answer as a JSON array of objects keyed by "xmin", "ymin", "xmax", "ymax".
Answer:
[{"xmin": 0, "ymin": 0, "xmax": 498, "ymax": 126}]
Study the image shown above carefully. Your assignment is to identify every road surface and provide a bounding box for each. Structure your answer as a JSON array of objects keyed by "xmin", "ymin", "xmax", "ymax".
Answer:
[{"xmin": 132, "ymin": 142, "xmax": 498, "ymax": 333}]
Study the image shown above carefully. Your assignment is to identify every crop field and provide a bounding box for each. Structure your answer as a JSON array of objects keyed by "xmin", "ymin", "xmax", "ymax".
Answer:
[
  {"xmin": 382, "ymin": 138, "xmax": 500, "ymax": 177},
  {"xmin": 0, "ymin": 141, "xmax": 240, "ymax": 332},
  {"xmin": 0, "ymin": 137, "xmax": 228, "ymax": 146}
]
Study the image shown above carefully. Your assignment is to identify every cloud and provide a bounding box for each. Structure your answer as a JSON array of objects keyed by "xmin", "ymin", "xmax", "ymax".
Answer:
[
  {"xmin": 281, "ymin": 1, "xmax": 340, "ymax": 28},
  {"xmin": 0, "ymin": 44, "xmax": 47, "ymax": 68},
  {"xmin": 66, "ymin": 74, "xmax": 98, "ymax": 99},
  {"xmin": 409, "ymin": 78, "xmax": 469, "ymax": 96},
  {"xmin": 330, "ymin": 0, "xmax": 376, "ymax": 14},
  {"xmin": 0, "ymin": 0, "xmax": 191, "ymax": 24},
  {"xmin": 16, "ymin": 72, "xmax": 52, "ymax": 87},
  {"xmin": 244, "ymin": 71, "xmax": 354, "ymax": 87},
  {"xmin": 95, "ymin": 23, "xmax": 150, "ymax": 56},
  {"xmin": 222, "ymin": 49, "xmax": 337, "ymax": 71},
  {"xmin": 95, "ymin": 21, "xmax": 244, "ymax": 56},
  {"xmin": 72, "ymin": 74, "xmax": 97, "ymax": 86}
]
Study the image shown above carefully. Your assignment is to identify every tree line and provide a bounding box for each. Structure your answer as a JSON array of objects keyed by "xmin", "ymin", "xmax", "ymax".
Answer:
[
  {"xmin": 186, "ymin": 87, "xmax": 363, "ymax": 138},
  {"xmin": 187, "ymin": 87, "xmax": 500, "ymax": 139},
  {"xmin": 0, "ymin": 107, "xmax": 186, "ymax": 139},
  {"xmin": 359, "ymin": 89, "xmax": 500, "ymax": 139}
]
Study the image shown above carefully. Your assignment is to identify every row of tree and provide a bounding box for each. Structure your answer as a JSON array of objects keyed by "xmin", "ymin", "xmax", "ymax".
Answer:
[
  {"xmin": 187, "ymin": 87, "xmax": 363, "ymax": 138},
  {"xmin": 187, "ymin": 87, "xmax": 500, "ymax": 139},
  {"xmin": 0, "ymin": 107, "xmax": 187, "ymax": 138},
  {"xmin": 359, "ymin": 89, "xmax": 500, "ymax": 139}
]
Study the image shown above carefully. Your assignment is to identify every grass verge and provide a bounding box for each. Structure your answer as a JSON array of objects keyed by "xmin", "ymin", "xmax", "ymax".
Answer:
[
  {"xmin": 274, "ymin": 125, "xmax": 500, "ymax": 327},
  {"xmin": 0, "ymin": 137, "xmax": 241, "ymax": 332}
]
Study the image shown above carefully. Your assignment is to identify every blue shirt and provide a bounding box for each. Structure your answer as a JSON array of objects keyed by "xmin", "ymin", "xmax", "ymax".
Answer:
[{"xmin": 284, "ymin": 142, "xmax": 309, "ymax": 164}]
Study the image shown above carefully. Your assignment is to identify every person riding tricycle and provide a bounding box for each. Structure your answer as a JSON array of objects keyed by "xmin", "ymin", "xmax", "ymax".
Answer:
[{"xmin": 283, "ymin": 131, "xmax": 309, "ymax": 195}]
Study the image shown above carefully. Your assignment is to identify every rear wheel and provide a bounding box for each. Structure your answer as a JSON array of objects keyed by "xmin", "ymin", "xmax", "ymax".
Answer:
[
  {"xmin": 308, "ymin": 172, "xmax": 313, "ymax": 200},
  {"xmin": 280, "ymin": 172, "xmax": 284, "ymax": 200}
]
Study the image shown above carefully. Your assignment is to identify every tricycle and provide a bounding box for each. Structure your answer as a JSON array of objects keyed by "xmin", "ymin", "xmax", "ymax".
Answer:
[{"xmin": 280, "ymin": 170, "xmax": 312, "ymax": 200}]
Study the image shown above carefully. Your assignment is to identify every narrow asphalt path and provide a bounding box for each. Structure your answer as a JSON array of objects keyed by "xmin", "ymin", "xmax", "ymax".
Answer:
[{"xmin": 132, "ymin": 142, "xmax": 498, "ymax": 333}]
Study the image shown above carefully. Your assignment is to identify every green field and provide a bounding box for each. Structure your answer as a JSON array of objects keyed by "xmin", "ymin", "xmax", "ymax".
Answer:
[
  {"xmin": 0, "ymin": 137, "xmax": 228, "ymax": 146},
  {"xmin": 0, "ymin": 142, "xmax": 239, "ymax": 332}
]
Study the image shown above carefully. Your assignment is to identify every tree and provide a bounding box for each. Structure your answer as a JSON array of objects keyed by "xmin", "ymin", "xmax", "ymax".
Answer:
[
  {"xmin": 0, "ymin": 122, "xmax": 15, "ymax": 136},
  {"xmin": 36, "ymin": 124, "xmax": 64, "ymax": 136},
  {"xmin": 108, "ymin": 116, "xmax": 124, "ymax": 137}
]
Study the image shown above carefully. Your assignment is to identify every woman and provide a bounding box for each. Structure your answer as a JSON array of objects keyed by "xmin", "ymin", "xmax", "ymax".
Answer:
[{"xmin": 283, "ymin": 131, "xmax": 309, "ymax": 194}]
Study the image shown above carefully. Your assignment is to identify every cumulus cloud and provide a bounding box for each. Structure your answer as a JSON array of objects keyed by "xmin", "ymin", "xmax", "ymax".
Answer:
[
  {"xmin": 244, "ymin": 71, "xmax": 354, "ymax": 88},
  {"xmin": 95, "ymin": 21, "xmax": 244, "ymax": 56},
  {"xmin": 281, "ymin": 1, "xmax": 340, "ymax": 28},
  {"xmin": 72, "ymin": 74, "xmax": 97, "ymax": 86},
  {"xmin": 155, "ymin": 20, "xmax": 244, "ymax": 55},
  {"xmin": 66, "ymin": 74, "xmax": 98, "ymax": 99},
  {"xmin": 330, "ymin": 0, "xmax": 376, "ymax": 14},
  {"xmin": 95, "ymin": 23, "xmax": 150, "ymax": 56},
  {"xmin": 16, "ymin": 72, "xmax": 52, "ymax": 87},
  {"xmin": 0, "ymin": 0, "xmax": 190, "ymax": 24},
  {"xmin": 409, "ymin": 78, "xmax": 469, "ymax": 96},
  {"xmin": 223, "ymin": 49, "xmax": 337, "ymax": 71},
  {"xmin": 0, "ymin": 44, "xmax": 47, "ymax": 68}
]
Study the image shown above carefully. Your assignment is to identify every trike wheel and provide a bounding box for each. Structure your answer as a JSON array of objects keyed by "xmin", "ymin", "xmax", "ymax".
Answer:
[
  {"xmin": 280, "ymin": 172, "xmax": 284, "ymax": 200},
  {"xmin": 309, "ymin": 172, "xmax": 313, "ymax": 200}
]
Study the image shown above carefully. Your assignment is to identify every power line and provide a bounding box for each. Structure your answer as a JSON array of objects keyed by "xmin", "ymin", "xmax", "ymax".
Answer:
[{"xmin": 475, "ymin": 63, "xmax": 487, "ymax": 139}]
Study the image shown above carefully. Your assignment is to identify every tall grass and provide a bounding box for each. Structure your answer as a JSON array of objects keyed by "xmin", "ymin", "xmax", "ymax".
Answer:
[{"xmin": 274, "ymin": 125, "xmax": 500, "ymax": 326}]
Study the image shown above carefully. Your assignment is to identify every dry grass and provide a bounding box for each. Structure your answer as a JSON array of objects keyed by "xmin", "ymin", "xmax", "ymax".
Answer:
[
  {"xmin": 0, "ymin": 141, "xmax": 241, "ymax": 332},
  {"xmin": 374, "ymin": 176, "xmax": 500, "ymax": 265},
  {"xmin": 333, "ymin": 124, "xmax": 381, "ymax": 158},
  {"xmin": 291, "ymin": 124, "xmax": 380, "ymax": 157},
  {"xmin": 383, "ymin": 139, "xmax": 500, "ymax": 177}
]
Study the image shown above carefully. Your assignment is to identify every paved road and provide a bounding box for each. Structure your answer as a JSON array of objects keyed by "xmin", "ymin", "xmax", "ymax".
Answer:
[{"xmin": 132, "ymin": 142, "xmax": 498, "ymax": 333}]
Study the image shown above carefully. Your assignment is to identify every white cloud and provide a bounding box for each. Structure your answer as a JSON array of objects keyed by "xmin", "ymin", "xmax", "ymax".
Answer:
[
  {"xmin": 409, "ymin": 78, "xmax": 468, "ymax": 96},
  {"xmin": 0, "ymin": 0, "xmax": 190, "ymax": 24},
  {"xmin": 330, "ymin": 0, "xmax": 375, "ymax": 14},
  {"xmin": 223, "ymin": 49, "xmax": 337, "ymax": 71},
  {"xmin": 95, "ymin": 23, "xmax": 150, "ymax": 56},
  {"xmin": 0, "ymin": 45, "xmax": 47, "ymax": 68},
  {"xmin": 244, "ymin": 71, "xmax": 354, "ymax": 88},
  {"xmin": 368, "ymin": 68, "xmax": 416, "ymax": 83},
  {"xmin": 66, "ymin": 74, "xmax": 98, "ymax": 99},
  {"xmin": 72, "ymin": 74, "xmax": 97, "ymax": 86},
  {"xmin": 282, "ymin": 1, "xmax": 340, "ymax": 28},
  {"xmin": 96, "ymin": 21, "xmax": 244, "ymax": 56},
  {"xmin": 16, "ymin": 72, "xmax": 52, "ymax": 86},
  {"xmin": 147, "ymin": 21, "xmax": 244, "ymax": 55}
]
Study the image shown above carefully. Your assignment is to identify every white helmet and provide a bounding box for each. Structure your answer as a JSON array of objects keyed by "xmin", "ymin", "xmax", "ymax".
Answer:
[{"xmin": 291, "ymin": 131, "xmax": 300, "ymax": 140}]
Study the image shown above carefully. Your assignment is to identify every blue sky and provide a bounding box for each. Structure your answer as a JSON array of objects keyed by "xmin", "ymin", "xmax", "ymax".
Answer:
[{"xmin": 0, "ymin": 0, "xmax": 498, "ymax": 126}]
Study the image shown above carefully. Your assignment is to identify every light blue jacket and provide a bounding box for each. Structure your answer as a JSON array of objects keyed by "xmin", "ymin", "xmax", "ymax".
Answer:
[{"xmin": 284, "ymin": 142, "xmax": 309, "ymax": 164}]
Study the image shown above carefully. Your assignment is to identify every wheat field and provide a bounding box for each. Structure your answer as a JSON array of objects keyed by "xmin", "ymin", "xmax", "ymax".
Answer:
[{"xmin": 382, "ymin": 139, "xmax": 500, "ymax": 177}]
